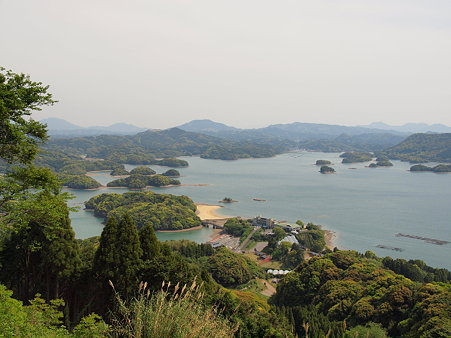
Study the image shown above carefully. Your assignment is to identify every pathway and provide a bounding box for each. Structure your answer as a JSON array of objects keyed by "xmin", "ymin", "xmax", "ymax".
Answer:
[{"xmin": 237, "ymin": 227, "xmax": 258, "ymax": 251}]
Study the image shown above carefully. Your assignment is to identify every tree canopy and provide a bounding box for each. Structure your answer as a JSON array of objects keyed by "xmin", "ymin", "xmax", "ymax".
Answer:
[
  {"xmin": 0, "ymin": 68, "xmax": 55, "ymax": 164},
  {"xmin": 271, "ymin": 250, "xmax": 451, "ymax": 337}
]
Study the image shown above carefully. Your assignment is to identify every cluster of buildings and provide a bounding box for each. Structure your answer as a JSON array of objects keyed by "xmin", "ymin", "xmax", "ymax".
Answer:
[{"xmin": 251, "ymin": 216, "xmax": 303, "ymax": 234}]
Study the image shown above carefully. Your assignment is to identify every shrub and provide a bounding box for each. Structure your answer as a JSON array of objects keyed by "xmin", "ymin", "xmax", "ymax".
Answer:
[{"xmin": 110, "ymin": 281, "xmax": 237, "ymax": 338}]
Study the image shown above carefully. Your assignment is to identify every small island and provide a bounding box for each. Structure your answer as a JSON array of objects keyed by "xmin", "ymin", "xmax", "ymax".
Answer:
[
  {"xmin": 130, "ymin": 166, "xmax": 156, "ymax": 175},
  {"xmin": 59, "ymin": 174, "xmax": 102, "ymax": 189},
  {"xmin": 410, "ymin": 164, "xmax": 451, "ymax": 173},
  {"xmin": 154, "ymin": 158, "xmax": 189, "ymax": 167},
  {"xmin": 107, "ymin": 174, "xmax": 180, "ymax": 188},
  {"xmin": 340, "ymin": 152, "xmax": 373, "ymax": 163},
  {"xmin": 162, "ymin": 169, "xmax": 180, "ymax": 177},
  {"xmin": 85, "ymin": 191, "xmax": 201, "ymax": 230},
  {"xmin": 219, "ymin": 197, "xmax": 238, "ymax": 203},
  {"xmin": 369, "ymin": 157, "xmax": 393, "ymax": 168},
  {"xmin": 315, "ymin": 159, "xmax": 332, "ymax": 165},
  {"xmin": 320, "ymin": 165, "xmax": 336, "ymax": 174}
]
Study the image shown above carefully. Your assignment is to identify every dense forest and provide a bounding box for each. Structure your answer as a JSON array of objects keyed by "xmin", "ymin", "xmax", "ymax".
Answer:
[
  {"xmin": 85, "ymin": 191, "xmax": 200, "ymax": 230},
  {"xmin": 271, "ymin": 251, "xmax": 451, "ymax": 337},
  {"xmin": 1, "ymin": 68, "xmax": 450, "ymax": 337}
]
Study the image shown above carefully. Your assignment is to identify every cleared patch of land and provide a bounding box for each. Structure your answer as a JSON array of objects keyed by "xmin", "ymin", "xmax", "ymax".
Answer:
[{"xmin": 243, "ymin": 253, "xmax": 282, "ymax": 269}]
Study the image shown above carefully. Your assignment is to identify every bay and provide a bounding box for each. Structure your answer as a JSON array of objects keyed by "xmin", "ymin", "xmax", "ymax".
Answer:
[{"xmin": 67, "ymin": 152, "xmax": 451, "ymax": 269}]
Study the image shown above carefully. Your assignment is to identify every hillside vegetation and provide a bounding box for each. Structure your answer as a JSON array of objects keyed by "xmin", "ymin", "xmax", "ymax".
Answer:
[
  {"xmin": 271, "ymin": 250, "xmax": 451, "ymax": 337},
  {"xmin": 381, "ymin": 133, "xmax": 451, "ymax": 163},
  {"xmin": 46, "ymin": 128, "xmax": 287, "ymax": 160}
]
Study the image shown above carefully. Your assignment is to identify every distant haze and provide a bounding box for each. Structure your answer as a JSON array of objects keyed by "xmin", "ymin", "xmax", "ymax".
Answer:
[{"xmin": 1, "ymin": 0, "xmax": 450, "ymax": 128}]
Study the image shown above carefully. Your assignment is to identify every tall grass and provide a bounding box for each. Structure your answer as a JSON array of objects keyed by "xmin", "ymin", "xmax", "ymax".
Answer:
[{"xmin": 110, "ymin": 280, "xmax": 237, "ymax": 338}]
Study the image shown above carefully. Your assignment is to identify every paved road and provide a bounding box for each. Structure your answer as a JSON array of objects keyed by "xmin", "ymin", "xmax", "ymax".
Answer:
[{"xmin": 237, "ymin": 227, "xmax": 258, "ymax": 251}]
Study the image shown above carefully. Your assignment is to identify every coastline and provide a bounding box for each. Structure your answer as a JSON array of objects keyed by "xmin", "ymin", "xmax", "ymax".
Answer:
[
  {"xmin": 157, "ymin": 225, "xmax": 204, "ymax": 233},
  {"xmin": 324, "ymin": 229, "xmax": 337, "ymax": 250}
]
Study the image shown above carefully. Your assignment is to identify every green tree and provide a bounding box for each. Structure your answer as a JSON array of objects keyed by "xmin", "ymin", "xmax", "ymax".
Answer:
[
  {"xmin": 0, "ymin": 165, "xmax": 62, "ymax": 212},
  {"xmin": 0, "ymin": 284, "xmax": 109, "ymax": 337},
  {"xmin": 296, "ymin": 230, "xmax": 326, "ymax": 252},
  {"xmin": 207, "ymin": 248, "xmax": 261, "ymax": 286},
  {"xmin": 0, "ymin": 284, "xmax": 68, "ymax": 336},
  {"xmin": 0, "ymin": 192, "xmax": 81, "ymax": 301},
  {"xmin": 94, "ymin": 214, "xmax": 142, "ymax": 300},
  {"xmin": 0, "ymin": 67, "xmax": 55, "ymax": 164},
  {"xmin": 273, "ymin": 227, "xmax": 286, "ymax": 241},
  {"xmin": 139, "ymin": 223, "xmax": 160, "ymax": 262}
]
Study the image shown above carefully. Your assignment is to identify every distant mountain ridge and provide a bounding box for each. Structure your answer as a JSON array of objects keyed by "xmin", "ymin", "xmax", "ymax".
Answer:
[
  {"xmin": 176, "ymin": 119, "xmax": 408, "ymax": 151},
  {"xmin": 43, "ymin": 118, "xmax": 451, "ymax": 155},
  {"xmin": 41, "ymin": 117, "xmax": 148, "ymax": 137},
  {"xmin": 362, "ymin": 122, "xmax": 451, "ymax": 133}
]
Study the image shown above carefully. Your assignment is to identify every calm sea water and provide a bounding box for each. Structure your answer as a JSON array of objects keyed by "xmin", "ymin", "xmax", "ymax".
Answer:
[{"xmin": 67, "ymin": 152, "xmax": 451, "ymax": 269}]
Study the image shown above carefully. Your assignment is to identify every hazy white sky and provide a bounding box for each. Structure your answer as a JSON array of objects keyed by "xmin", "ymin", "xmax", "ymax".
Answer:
[{"xmin": 1, "ymin": 0, "xmax": 450, "ymax": 128}]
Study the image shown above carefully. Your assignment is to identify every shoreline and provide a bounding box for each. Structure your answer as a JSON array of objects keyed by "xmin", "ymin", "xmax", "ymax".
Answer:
[
  {"xmin": 157, "ymin": 225, "xmax": 204, "ymax": 233},
  {"xmin": 324, "ymin": 229, "xmax": 337, "ymax": 250}
]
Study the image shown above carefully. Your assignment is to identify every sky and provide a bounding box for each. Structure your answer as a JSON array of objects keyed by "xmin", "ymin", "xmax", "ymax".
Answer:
[{"xmin": 1, "ymin": 0, "xmax": 451, "ymax": 129}]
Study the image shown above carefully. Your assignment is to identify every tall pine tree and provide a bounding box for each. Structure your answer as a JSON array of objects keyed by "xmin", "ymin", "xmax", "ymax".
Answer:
[
  {"xmin": 139, "ymin": 223, "xmax": 160, "ymax": 262},
  {"xmin": 94, "ymin": 214, "xmax": 142, "ymax": 301}
]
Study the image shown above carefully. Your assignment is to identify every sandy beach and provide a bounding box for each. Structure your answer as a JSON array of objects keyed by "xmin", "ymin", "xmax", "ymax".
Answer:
[
  {"xmin": 324, "ymin": 230, "xmax": 337, "ymax": 250},
  {"xmin": 195, "ymin": 203, "xmax": 230, "ymax": 220}
]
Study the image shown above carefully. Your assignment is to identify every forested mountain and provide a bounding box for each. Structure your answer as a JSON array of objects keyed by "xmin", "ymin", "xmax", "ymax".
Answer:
[
  {"xmin": 45, "ymin": 128, "xmax": 287, "ymax": 160},
  {"xmin": 380, "ymin": 133, "xmax": 451, "ymax": 163},
  {"xmin": 177, "ymin": 119, "xmax": 240, "ymax": 133}
]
